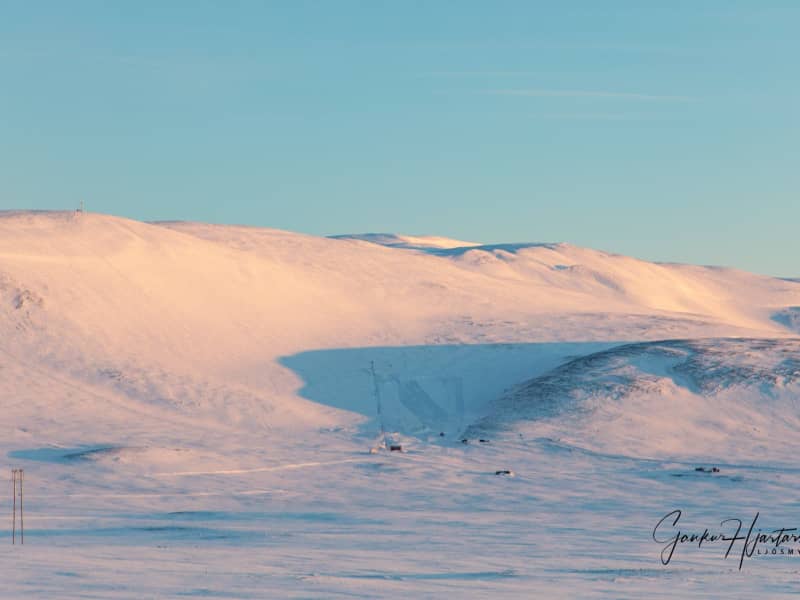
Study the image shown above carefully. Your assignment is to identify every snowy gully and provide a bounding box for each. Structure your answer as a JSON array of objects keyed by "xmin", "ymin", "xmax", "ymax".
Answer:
[{"xmin": 653, "ymin": 510, "xmax": 800, "ymax": 570}]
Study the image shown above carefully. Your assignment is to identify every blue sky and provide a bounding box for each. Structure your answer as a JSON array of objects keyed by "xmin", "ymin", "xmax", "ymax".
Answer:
[{"xmin": 1, "ymin": 1, "xmax": 798, "ymax": 275}]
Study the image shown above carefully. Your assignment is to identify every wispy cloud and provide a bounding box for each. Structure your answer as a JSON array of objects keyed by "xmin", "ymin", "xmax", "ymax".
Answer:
[{"xmin": 487, "ymin": 89, "xmax": 695, "ymax": 101}]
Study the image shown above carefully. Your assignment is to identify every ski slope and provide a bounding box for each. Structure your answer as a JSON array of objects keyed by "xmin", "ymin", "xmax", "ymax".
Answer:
[{"xmin": 2, "ymin": 210, "xmax": 800, "ymax": 598}]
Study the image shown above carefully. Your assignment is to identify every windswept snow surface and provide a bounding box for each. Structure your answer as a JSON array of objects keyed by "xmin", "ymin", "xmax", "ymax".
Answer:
[
  {"xmin": 466, "ymin": 338, "xmax": 800, "ymax": 462},
  {"xmin": 3, "ymin": 211, "xmax": 800, "ymax": 597}
]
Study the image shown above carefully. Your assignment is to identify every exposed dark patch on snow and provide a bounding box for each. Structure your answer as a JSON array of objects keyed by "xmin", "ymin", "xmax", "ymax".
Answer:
[{"xmin": 13, "ymin": 289, "xmax": 43, "ymax": 310}]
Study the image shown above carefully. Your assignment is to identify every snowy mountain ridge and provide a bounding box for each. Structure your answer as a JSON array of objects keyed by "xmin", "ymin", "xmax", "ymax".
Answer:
[
  {"xmin": 4, "ymin": 210, "xmax": 800, "ymax": 597},
  {"xmin": 1, "ymin": 209, "xmax": 799, "ymax": 457}
]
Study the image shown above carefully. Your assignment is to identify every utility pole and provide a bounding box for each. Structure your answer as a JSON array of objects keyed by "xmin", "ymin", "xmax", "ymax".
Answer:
[
  {"xmin": 370, "ymin": 361, "xmax": 385, "ymax": 447},
  {"xmin": 20, "ymin": 469, "xmax": 23, "ymax": 544},
  {"xmin": 11, "ymin": 469, "xmax": 23, "ymax": 544},
  {"xmin": 11, "ymin": 471, "xmax": 15, "ymax": 544}
]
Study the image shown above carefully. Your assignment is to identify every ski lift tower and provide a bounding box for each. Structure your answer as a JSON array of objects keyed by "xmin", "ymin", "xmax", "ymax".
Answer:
[{"xmin": 370, "ymin": 361, "xmax": 387, "ymax": 450}]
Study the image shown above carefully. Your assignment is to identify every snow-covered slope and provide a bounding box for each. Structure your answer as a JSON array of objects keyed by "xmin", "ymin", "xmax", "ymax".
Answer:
[
  {"xmin": 4, "ymin": 210, "xmax": 800, "ymax": 598},
  {"xmin": 466, "ymin": 337, "xmax": 800, "ymax": 462},
  {"xmin": 2, "ymin": 210, "xmax": 799, "ymax": 441}
]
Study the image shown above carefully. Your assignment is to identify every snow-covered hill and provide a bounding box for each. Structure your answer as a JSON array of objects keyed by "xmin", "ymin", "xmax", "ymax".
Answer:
[
  {"xmin": 3, "ymin": 210, "xmax": 800, "ymax": 597},
  {"xmin": 2, "ymin": 211, "xmax": 798, "ymax": 433},
  {"xmin": 2, "ymin": 210, "xmax": 800, "ymax": 441},
  {"xmin": 466, "ymin": 337, "xmax": 800, "ymax": 462}
]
